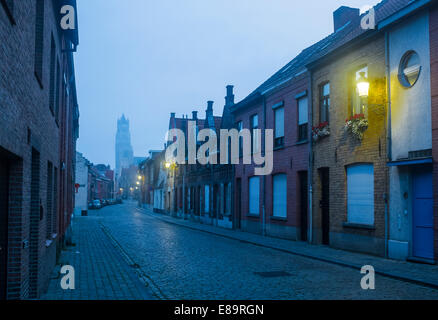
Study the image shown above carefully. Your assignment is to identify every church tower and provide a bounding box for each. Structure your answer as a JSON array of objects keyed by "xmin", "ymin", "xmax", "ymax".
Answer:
[{"xmin": 115, "ymin": 114, "xmax": 134, "ymax": 179}]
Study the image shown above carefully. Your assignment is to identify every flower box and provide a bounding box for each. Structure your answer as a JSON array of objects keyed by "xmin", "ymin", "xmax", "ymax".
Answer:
[
  {"xmin": 312, "ymin": 122, "xmax": 330, "ymax": 142},
  {"xmin": 345, "ymin": 114, "xmax": 369, "ymax": 141}
]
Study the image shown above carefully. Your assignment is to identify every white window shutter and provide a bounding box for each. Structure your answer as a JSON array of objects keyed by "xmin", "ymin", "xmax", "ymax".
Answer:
[
  {"xmin": 249, "ymin": 177, "xmax": 260, "ymax": 215},
  {"xmin": 205, "ymin": 185, "xmax": 210, "ymax": 213},
  {"xmin": 298, "ymin": 97, "xmax": 308, "ymax": 125},
  {"xmin": 347, "ymin": 164, "xmax": 374, "ymax": 225},
  {"xmin": 273, "ymin": 174, "xmax": 287, "ymax": 218},
  {"xmin": 275, "ymin": 108, "xmax": 284, "ymax": 138}
]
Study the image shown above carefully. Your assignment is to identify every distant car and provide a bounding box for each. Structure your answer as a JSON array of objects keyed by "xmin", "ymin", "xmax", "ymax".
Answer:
[
  {"xmin": 101, "ymin": 199, "xmax": 107, "ymax": 206},
  {"xmin": 92, "ymin": 200, "xmax": 101, "ymax": 209},
  {"xmin": 88, "ymin": 202, "xmax": 94, "ymax": 210}
]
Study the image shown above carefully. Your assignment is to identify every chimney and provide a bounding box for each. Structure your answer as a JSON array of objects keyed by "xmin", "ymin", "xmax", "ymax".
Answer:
[
  {"xmin": 333, "ymin": 6, "xmax": 359, "ymax": 32},
  {"xmin": 206, "ymin": 101, "xmax": 214, "ymax": 118},
  {"xmin": 171, "ymin": 112, "xmax": 176, "ymax": 119},
  {"xmin": 192, "ymin": 111, "xmax": 198, "ymax": 120},
  {"xmin": 225, "ymin": 85, "xmax": 235, "ymax": 107}
]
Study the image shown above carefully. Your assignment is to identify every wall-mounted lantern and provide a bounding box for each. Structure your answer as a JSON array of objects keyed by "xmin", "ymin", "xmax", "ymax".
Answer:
[{"xmin": 357, "ymin": 72, "xmax": 370, "ymax": 98}]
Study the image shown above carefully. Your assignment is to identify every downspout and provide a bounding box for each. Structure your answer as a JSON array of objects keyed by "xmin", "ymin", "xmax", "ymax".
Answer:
[
  {"xmin": 384, "ymin": 31, "xmax": 392, "ymax": 258},
  {"xmin": 308, "ymin": 70, "xmax": 314, "ymax": 244},
  {"xmin": 262, "ymin": 94, "xmax": 267, "ymax": 237}
]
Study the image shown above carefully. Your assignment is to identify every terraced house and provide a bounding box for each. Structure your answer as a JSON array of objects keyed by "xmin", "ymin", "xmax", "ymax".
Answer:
[
  {"xmin": 0, "ymin": 0, "xmax": 79, "ymax": 299},
  {"xmin": 307, "ymin": 0, "xmax": 438, "ymax": 260},
  {"xmin": 140, "ymin": 0, "xmax": 438, "ymax": 265}
]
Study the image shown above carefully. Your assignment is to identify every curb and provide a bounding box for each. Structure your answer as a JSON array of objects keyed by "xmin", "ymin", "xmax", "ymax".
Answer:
[
  {"xmin": 99, "ymin": 222, "xmax": 167, "ymax": 300},
  {"xmin": 137, "ymin": 208, "xmax": 438, "ymax": 291}
]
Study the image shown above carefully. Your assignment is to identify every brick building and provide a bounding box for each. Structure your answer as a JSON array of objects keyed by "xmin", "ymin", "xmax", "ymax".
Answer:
[
  {"xmin": 307, "ymin": 0, "xmax": 437, "ymax": 259},
  {"xmin": 0, "ymin": 0, "xmax": 79, "ymax": 299},
  {"xmin": 165, "ymin": 87, "xmax": 234, "ymax": 229},
  {"xmin": 432, "ymin": 1, "xmax": 438, "ymax": 263},
  {"xmin": 229, "ymin": 6, "xmax": 364, "ymax": 241}
]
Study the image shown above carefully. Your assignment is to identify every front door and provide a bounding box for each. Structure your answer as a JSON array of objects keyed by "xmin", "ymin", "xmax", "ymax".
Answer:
[
  {"xmin": 412, "ymin": 167, "xmax": 434, "ymax": 260},
  {"xmin": 236, "ymin": 178, "xmax": 242, "ymax": 229},
  {"xmin": 0, "ymin": 158, "xmax": 9, "ymax": 300},
  {"xmin": 320, "ymin": 168, "xmax": 330, "ymax": 245}
]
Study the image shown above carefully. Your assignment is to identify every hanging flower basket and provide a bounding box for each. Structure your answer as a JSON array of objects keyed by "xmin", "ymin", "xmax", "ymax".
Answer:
[
  {"xmin": 345, "ymin": 114, "xmax": 369, "ymax": 141},
  {"xmin": 312, "ymin": 122, "xmax": 330, "ymax": 142}
]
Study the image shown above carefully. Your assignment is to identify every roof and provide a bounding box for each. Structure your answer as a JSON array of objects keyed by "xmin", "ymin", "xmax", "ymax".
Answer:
[{"xmin": 232, "ymin": 0, "xmax": 413, "ymax": 112}]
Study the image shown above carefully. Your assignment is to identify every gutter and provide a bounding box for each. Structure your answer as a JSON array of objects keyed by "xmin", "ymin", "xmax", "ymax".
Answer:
[
  {"xmin": 262, "ymin": 95, "xmax": 267, "ymax": 237},
  {"xmin": 308, "ymin": 71, "xmax": 313, "ymax": 244},
  {"xmin": 385, "ymin": 31, "xmax": 392, "ymax": 258}
]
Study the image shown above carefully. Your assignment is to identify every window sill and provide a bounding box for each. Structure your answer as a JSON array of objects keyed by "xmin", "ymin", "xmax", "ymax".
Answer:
[
  {"xmin": 247, "ymin": 214, "xmax": 260, "ymax": 219},
  {"xmin": 295, "ymin": 140, "xmax": 308, "ymax": 146},
  {"xmin": 274, "ymin": 145, "xmax": 285, "ymax": 151},
  {"xmin": 343, "ymin": 222, "xmax": 375, "ymax": 230},
  {"xmin": 270, "ymin": 216, "xmax": 288, "ymax": 222}
]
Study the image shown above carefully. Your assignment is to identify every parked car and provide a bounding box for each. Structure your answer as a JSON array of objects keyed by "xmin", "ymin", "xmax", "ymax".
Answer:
[
  {"xmin": 92, "ymin": 199, "xmax": 101, "ymax": 209},
  {"xmin": 88, "ymin": 202, "xmax": 94, "ymax": 210}
]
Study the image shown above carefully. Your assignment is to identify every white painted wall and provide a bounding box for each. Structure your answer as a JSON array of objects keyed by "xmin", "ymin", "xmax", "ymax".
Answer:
[
  {"xmin": 390, "ymin": 12, "xmax": 431, "ymax": 160},
  {"xmin": 74, "ymin": 152, "xmax": 89, "ymax": 214},
  {"xmin": 388, "ymin": 12, "xmax": 431, "ymax": 261}
]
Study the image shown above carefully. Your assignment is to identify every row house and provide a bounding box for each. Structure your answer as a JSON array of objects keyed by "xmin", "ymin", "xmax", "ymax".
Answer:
[
  {"xmin": 140, "ymin": 0, "xmax": 438, "ymax": 264},
  {"xmin": 0, "ymin": 0, "xmax": 80, "ymax": 299},
  {"xmin": 165, "ymin": 87, "xmax": 234, "ymax": 229},
  {"xmin": 74, "ymin": 152, "xmax": 115, "ymax": 216},
  {"xmin": 230, "ymin": 5, "xmax": 363, "ymax": 240},
  {"xmin": 307, "ymin": 0, "xmax": 437, "ymax": 261}
]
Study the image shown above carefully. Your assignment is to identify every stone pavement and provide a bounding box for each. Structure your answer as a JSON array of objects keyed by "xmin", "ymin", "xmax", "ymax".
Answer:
[
  {"xmin": 41, "ymin": 214, "xmax": 155, "ymax": 300},
  {"xmin": 138, "ymin": 207, "xmax": 438, "ymax": 290}
]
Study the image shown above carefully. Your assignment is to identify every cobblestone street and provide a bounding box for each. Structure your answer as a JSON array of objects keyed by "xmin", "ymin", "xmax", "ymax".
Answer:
[{"xmin": 41, "ymin": 201, "xmax": 438, "ymax": 300}]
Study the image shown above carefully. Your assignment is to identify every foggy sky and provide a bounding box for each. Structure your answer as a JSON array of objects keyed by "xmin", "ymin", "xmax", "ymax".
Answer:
[{"xmin": 75, "ymin": 0, "xmax": 380, "ymax": 168}]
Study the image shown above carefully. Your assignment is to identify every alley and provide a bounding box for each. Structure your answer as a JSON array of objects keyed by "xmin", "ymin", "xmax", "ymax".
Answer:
[{"xmin": 43, "ymin": 201, "xmax": 438, "ymax": 300}]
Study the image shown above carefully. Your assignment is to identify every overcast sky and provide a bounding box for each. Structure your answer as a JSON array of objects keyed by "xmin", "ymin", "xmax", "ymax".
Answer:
[{"xmin": 75, "ymin": 0, "xmax": 381, "ymax": 168}]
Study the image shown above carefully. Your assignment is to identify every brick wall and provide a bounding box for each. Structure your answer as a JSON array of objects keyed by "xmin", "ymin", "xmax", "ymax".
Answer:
[
  {"xmin": 234, "ymin": 73, "xmax": 310, "ymax": 240},
  {"xmin": 430, "ymin": 4, "xmax": 438, "ymax": 261},
  {"xmin": 0, "ymin": 0, "xmax": 77, "ymax": 299},
  {"xmin": 311, "ymin": 35, "xmax": 388, "ymax": 256}
]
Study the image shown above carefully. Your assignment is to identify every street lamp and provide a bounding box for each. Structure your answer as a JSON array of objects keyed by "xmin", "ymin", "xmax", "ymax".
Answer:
[{"xmin": 357, "ymin": 72, "xmax": 370, "ymax": 98}]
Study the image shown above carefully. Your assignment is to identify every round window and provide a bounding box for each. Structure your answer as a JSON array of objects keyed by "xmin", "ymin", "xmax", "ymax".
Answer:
[{"xmin": 399, "ymin": 51, "xmax": 421, "ymax": 88}]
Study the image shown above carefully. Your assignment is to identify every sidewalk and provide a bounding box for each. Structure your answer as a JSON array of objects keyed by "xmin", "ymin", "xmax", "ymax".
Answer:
[
  {"xmin": 138, "ymin": 207, "xmax": 438, "ymax": 290},
  {"xmin": 41, "ymin": 215, "xmax": 155, "ymax": 300}
]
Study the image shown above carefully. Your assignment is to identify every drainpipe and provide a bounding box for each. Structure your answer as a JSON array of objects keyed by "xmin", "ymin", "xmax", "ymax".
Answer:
[
  {"xmin": 262, "ymin": 94, "xmax": 267, "ymax": 237},
  {"xmin": 385, "ymin": 31, "xmax": 392, "ymax": 258},
  {"xmin": 308, "ymin": 70, "xmax": 314, "ymax": 244}
]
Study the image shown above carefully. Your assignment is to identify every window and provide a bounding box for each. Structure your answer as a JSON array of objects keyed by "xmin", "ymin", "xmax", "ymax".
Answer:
[
  {"xmin": 347, "ymin": 164, "xmax": 374, "ymax": 225},
  {"xmin": 319, "ymin": 83, "xmax": 330, "ymax": 123},
  {"xmin": 250, "ymin": 114, "xmax": 259, "ymax": 154},
  {"xmin": 273, "ymin": 174, "xmax": 287, "ymax": 219},
  {"xmin": 1, "ymin": 0, "xmax": 15, "ymax": 24},
  {"xmin": 46, "ymin": 162, "xmax": 53, "ymax": 239},
  {"xmin": 352, "ymin": 66, "xmax": 368, "ymax": 116},
  {"xmin": 49, "ymin": 35, "xmax": 56, "ymax": 115},
  {"xmin": 34, "ymin": 0, "xmax": 45, "ymax": 87},
  {"xmin": 399, "ymin": 51, "xmax": 421, "ymax": 88},
  {"xmin": 55, "ymin": 60, "xmax": 60, "ymax": 121},
  {"xmin": 204, "ymin": 185, "xmax": 210, "ymax": 213},
  {"xmin": 274, "ymin": 107, "xmax": 285, "ymax": 148},
  {"xmin": 237, "ymin": 121, "xmax": 243, "ymax": 158},
  {"xmin": 249, "ymin": 177, "xmax": 260, "ymax": 215},
  {"xmin": 298, "ymin": 96, "xmax": 308, "ymax": 141}
]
